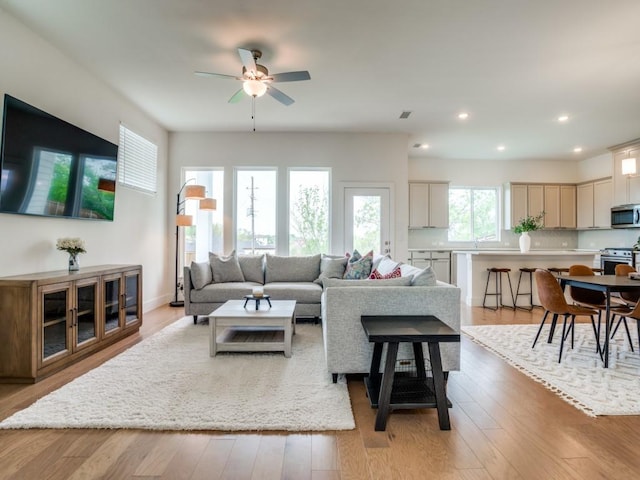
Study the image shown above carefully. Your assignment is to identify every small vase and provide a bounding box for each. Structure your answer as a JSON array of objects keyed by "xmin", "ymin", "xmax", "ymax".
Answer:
[
  {"xmin": 519, "ymin": 232, "xmax": 531, "ymax": 253},
  {"xmin": 68, "ymin": 253, "xmax": 79, "ymax": 271}
]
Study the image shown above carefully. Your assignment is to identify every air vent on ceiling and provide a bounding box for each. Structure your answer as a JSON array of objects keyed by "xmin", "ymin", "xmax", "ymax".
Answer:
[
  {"xmin": 399, "ymin": 111, "xmax": 412, "ymax": 119},
  {"xmin": 413, "ymin": 143, "xmax": 422, "ymax": 148}
]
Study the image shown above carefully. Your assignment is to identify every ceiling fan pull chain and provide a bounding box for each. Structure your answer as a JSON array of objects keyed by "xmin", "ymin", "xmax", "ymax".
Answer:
[{"xmin": 251, "ymin": 96, "xmax": 256, "ymax": 132}]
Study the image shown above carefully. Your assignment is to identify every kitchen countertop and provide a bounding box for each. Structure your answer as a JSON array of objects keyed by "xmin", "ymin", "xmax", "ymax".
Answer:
[{"xmin": 452, "ymin": 249, "xmax": 599, "ymax": 256}]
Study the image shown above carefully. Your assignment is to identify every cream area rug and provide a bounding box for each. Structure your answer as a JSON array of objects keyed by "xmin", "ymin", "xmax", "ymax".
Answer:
[
  {"xmin": 462, "ymin": 323, "xmax": 640, "ymax": 417},
  {"xmin": 0, "ymin": 318, "xmax": 355, "ymax": 431}
]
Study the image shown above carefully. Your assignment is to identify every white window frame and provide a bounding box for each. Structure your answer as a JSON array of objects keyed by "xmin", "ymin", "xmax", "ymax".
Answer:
[{"xmin": 448, "ymin": 186, "xmax": 501, "ymax": 243}]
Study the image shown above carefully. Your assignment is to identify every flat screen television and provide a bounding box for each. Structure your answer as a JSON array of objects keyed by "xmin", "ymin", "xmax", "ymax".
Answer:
[{"xmin": 0, "ymin": 94, "xmax": 118, "ymax": 221}]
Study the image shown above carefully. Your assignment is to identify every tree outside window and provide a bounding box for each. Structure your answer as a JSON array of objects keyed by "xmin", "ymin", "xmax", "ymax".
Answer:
[
  {"xmin": 448, "ymin": 187, "xmax": 499, "ymax": 242},
  {"xmin": 289, "ymin": 170, "xmax": 330, "ymax": 255}
]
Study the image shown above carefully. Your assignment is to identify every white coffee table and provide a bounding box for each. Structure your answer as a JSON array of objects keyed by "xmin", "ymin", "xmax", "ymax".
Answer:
[{"xmin": 208, "ymin": 300, "xmax": 297, "ymax": 357}]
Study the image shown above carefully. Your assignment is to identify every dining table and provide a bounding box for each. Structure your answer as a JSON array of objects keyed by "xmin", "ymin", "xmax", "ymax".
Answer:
[{"xmin": 559, "ymin": 275, "xmax": 640, "ymax": 368}]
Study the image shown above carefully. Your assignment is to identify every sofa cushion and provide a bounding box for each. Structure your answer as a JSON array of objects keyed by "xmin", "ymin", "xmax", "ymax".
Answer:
[
  {"xmin": 343, "ymin": 250, "xmax": 373, "ymax": 280},
  {"xmin": 323, "ymin": 277, "xmax": 411, "ymax": 288},
  {"xmin": 265, "ymin": 254, "xmax": 321, "ymax": 283},
  {"xmin": 410, "ymin": 266, "xmax": 438, "ymax": 286},
  {"xmin": 190, "ymin": 261, "xmax": 212, "ymax": 290},
  {"xmin": 209, "ymin": 250, "xmax": 245, "ymax": 283},
  {"xmin": 238, "ymin": 254, "xmax": 264, "ymax": 284},
  {"xmin": 190, "ymin": 282, "xmax": 259, "ymax": 303},
  {"xmin": 264, "ymin": 282, "xmax": 323, "ymax": 303},
  {"xmin": 314, "ymin": 255, "xmax": 348, "ymax": 285},
  {"xmin": 369, "ymin": 266, "xmax": 402, "ymax": 279}
]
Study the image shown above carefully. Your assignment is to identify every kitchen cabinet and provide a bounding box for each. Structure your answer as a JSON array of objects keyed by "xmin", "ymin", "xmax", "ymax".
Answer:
[
  {"xmin": 0, "ymin": 265, "xmax": 142, "ymax": 383},
  {"xmin": 612, "ymin": 142, "xmax": 640, "ymax": 206},
  {"xmin": 577, "ymin": 178, "xmax": 612, "ymax": 229},
  {"xmin": 505, "ymin": 183, "xmax": 574, "ymax": 229},
  {"xmin": 543, "ymin": 185, "xmax": 576, "ymax": 229},
  {"xmin": 409, "ymin": 182, "xmax": 449, "ymax": 228},
  {"xmin": 409, "ymin": 250, "xmax": 451, "ymax": 283}
]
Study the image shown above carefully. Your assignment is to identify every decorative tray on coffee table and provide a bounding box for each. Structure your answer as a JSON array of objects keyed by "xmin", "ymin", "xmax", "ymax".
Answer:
[{"xmin": 243, "ymin": 294, "xmax": 272, "ymax": 309}]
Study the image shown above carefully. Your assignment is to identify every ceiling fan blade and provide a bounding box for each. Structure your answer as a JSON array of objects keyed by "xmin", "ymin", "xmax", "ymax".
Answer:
[
  {"xmin": 228, "ymin": 88, "xmax": 245, "ymax": 103},
  {"xmin": 238, "ymin": 48, "xmax": 257, "ymax": 76},
  {"xmin": 266, "ymin": 85, "xmax": 294, "ymax": 106},
  {"xmin": 269, "ymin": 71, "xmax": 311, "ymax": 82},
  {"xmin": 194, "ymin": 71, "xmax": 239, "ymax": 80}
]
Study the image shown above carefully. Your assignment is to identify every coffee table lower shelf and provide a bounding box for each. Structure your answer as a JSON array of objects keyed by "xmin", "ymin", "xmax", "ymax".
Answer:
[{"xmin": 364, "ymin": 373, "xmax": 453, "ymax": 410}]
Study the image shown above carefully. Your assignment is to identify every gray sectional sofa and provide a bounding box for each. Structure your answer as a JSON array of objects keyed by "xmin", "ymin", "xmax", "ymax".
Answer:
[{"xmin": 183, "ymin": 252, "xmax": 461, "ymax": 380}]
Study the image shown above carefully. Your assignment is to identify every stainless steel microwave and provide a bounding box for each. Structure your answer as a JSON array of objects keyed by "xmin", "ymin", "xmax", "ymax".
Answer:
[{"xmin": 611, "ymin": 204, "xmax": 640, "ymax": 228}]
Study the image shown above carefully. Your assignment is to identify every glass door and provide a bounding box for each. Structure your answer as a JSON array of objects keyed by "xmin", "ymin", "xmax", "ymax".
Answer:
[
  {"xmin": 102, "ymin": 274, "xmax": 122, "ymax": 336},
  {"xmin": 40, "ymin": 284, "xmax": 72, "ymax": 366},
  {"xmin": 124, "ymin": 270, "xmax": 141, "ymax": 327},
  {"xmin": 74, "ymin": 279, "xmax": 99, "ymax": 350},
  {"xmin": 344, "ymin": 187, "xmax": 391, "ymax": 255}
]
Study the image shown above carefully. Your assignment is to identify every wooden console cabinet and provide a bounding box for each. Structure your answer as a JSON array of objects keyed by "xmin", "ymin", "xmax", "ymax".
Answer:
[{"xmin": 0, "ymin": 264, "xmax": 142, "ymax": 383}]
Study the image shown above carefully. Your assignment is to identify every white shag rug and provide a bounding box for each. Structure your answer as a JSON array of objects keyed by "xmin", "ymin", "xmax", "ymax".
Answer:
[
  {"xmin": 0, "ymin": 317, "xmax": 355, "ymax": 431},
  {"xmin": 462, "ymin": 323, "xmax": 640, "ymax": 417}
]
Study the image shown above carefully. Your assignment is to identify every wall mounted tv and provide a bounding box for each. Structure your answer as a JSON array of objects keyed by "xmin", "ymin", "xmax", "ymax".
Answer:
[{"xmin": 0, "ymin": 94, "xmax": 118, "ymax": 221}]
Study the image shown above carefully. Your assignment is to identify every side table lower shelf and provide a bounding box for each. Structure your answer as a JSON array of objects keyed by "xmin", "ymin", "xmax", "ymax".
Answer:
[{"xmin": 364, "ymin": 373, "xmax": 453, "ymax": 410}]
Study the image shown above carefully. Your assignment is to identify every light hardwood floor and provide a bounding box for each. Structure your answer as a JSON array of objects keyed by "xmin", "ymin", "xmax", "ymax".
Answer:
[{"xmin": 1, "ymin": 305, "xmax": 640, "ymax": 479}]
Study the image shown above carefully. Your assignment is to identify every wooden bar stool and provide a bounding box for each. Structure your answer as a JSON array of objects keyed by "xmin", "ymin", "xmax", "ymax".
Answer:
[
  {"xmin": 514, "ymin": 267, "xmax": 538, "ymax": 310},
  {"xmin": 548, "ymin": 267, "xmax": 569, "ymax": 276},
  {"xmin": 482, "ymin": 267, "xmax": 515, "ymax": 310}
]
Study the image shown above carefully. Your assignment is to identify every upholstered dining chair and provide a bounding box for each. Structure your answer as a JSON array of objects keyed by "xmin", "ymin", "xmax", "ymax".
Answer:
[
  {"xmin": 533, "ymin": 269, "xmax": 600, "ymax": 363},
  {"xmin": 611, "ymin": 264, "xmax": 640, "ymax": 349},
  {"xmin": 568, "ymin": 264, "xmax": 633, "ymax": 351},
  {"xmin": 613, "ymin": 300, "xmax": 640, "ymax": 353}
]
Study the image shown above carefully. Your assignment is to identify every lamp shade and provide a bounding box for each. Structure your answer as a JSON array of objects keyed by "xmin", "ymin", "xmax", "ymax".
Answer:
[
  {"xmin": 199, "ymin": 197, "xmax": 217, "ymax": 211},
  {"xmin": 184, "ymin": 184, "xmax": 206, "ymax": 199},
  {"xmin": 176, "ymin": 214, "xmax": 193, "ymax": 227},
  {"xmin": 622, "ymin": 157, "xmax": 637, "ymax": 176},
  {"xmin": 243, "ymin": 79, "xmax": 267, "ymax": 97}
]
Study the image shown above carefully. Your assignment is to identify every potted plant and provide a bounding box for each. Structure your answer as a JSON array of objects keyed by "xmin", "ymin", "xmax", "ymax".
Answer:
[{"xmin": 513, "ymin": 212, "xmax": 544, "ymax": 253}]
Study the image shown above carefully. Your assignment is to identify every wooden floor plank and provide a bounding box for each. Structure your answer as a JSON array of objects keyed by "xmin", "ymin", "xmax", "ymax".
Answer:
[{"xmin": 1, "ymin": 305, "xmax": 640, "ymax": 479}]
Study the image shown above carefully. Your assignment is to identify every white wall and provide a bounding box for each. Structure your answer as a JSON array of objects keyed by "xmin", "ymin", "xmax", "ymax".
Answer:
[
  {"xmin": 0, "ymin": 10, "xmax": 169, "ymax": 311},
  {"xmin": 168, "ymin": 132, "xmax": 409, "ymax": 261}
]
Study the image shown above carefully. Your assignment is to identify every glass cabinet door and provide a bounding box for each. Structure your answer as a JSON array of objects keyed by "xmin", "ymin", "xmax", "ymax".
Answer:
[
  {"xmin": 124, "ymin": 271, "xmax": 141, "ymax": 326},
  {"xmin": 75, "ymin": 281, "xmax": 98, "ymax": 348},
  {"xmin": 41, "ymin": 286, "xmax": 71, "ymax": 362},
  {"xmin": 103, "ymin": 276, "xmax": 122, "ymax": 335}
]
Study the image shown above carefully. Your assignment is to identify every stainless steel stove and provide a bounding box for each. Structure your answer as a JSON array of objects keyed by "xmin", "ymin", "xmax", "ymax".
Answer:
[{"xmin": 600, "ymin": 247, "xmax": 635, "ymax": 274}]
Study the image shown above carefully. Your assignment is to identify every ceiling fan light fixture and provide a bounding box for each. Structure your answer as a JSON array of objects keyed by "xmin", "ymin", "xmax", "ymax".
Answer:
[{"xmin": 243, "ymin": 79, "xmax": 267, "ymax": 97}]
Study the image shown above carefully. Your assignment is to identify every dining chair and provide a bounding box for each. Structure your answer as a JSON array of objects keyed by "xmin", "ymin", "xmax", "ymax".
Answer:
[
  {"xmin": 568, "ymin": 264, "xmax": 633, "ymax": 351},
  {"xmin": 533, "ymin": 269, "xmax": 600, "ymax": 363},
  {"xmin": 611, "ymin": 264, "xmax": 640, "ymax": 349},
  {"xmin": 614, "ymin": 301, "xmax": 640, "ymax": 353}
]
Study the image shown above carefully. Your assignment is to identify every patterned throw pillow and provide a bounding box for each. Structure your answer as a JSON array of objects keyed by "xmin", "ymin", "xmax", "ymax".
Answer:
[
  {"xmin": 369, "ymin": 266, "xmax": 402, "ymax": 279},
  {"xmin": 343, "ymin": 250, "xmax": 373, "ymax": 280}
]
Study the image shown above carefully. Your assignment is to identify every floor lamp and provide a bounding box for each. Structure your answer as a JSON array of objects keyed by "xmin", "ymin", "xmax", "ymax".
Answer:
[{"xmin": 170, "ymin": 180, "xmax": 216, "ymax": 307}]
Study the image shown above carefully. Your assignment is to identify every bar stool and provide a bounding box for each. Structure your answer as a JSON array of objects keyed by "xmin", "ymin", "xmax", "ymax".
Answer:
[
  {"xmin": 514, "ymin": 267, "xmax": 538, "ymax": 310},
  {"xmin": 482, "ymin": 267, "xmax": 515, "ymax": 310},
  {"xmin": 548, "ymin": 267, "xmax": 569, "ymax": 277}
]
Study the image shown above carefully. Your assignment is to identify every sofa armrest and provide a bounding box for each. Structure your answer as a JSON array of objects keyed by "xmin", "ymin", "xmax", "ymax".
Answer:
[{"xmin": 183, "ymin": 265, "xmax": 193, "ymax": 310}]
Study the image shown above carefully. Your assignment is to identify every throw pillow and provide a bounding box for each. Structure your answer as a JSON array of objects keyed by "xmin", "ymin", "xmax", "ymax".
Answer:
[
  {"xmin": 209, "ymin": 250, "xmax": 245, "ymax": 283},
  {"xmin": 190, "ymin": 261, "xmax": 212, "ymax": 290},
  {"xmin": 410, "ymin": 266, "xmax": 438, "ymax": 286},
  {"xmin": 343, "ymin": 250, "xmax": 373, "ymax": 280},
  {"xmin": 369, "ymin": 266, "xmax": 402, "ymax": 279},
  {"xmin": 314, "ymin": 255, "xmax": 348, "ymax": 285},
  {"xmin": 238, "ymin": 254, "xmax": 265, "ymax": 284},
  {"xmin": 264, "ymin": 254, "xmax": 321, "ymax": 283},
  {"xmin": 323, "ymin": 277, "xmax": 411, "ymax": 288},
  {"xmin": 374, "ymin": 256, "xmax": 400, "ymax": 275}
]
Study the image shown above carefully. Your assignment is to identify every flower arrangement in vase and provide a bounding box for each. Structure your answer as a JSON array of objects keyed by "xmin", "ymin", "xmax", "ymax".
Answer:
[
  {"xmin": 513, "ymin": 212, "xmax": 544, "ymax": 253},
  {"xmin": 56, "ymin": 237, "xmax": 86, "ymax": 271}
]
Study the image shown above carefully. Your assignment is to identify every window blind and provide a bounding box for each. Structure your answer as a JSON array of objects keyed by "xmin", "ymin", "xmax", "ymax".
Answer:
[{"xmin": 117, "ymin": 124, "xmax": 157, "ymax": 193}]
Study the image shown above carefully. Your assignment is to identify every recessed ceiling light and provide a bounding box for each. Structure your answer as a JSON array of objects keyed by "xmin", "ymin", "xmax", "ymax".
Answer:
[
  {"xmin": 458, "ymin": 112, "xmax": 469, "ymax": 120},
  {"xmin": 497, "ymin": 145, "xmax": 506, "ymax": 151},
  {"xmin": 557, "ymin": 115, "xmax": 569, "ymax": 122},
  {"xmin": 573, "ymin": 147, "xmax": 583, "ymax": 153}
]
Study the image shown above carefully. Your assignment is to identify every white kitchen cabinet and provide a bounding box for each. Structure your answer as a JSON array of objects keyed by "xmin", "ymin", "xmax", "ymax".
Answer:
[
  {"xmin": 408, "ymin": 182, "xmax": 449, "ymax": 228},
  {"xmin": 577, "ymin": 178, "xmax": 612, "ymax": 229},
  {"xmin": 409, "ymin": 250, "xmax": 451, "ymax": 283},
  {"xmin": 611, "ymin": 142, "xmax": 640, "ymax": 206}
]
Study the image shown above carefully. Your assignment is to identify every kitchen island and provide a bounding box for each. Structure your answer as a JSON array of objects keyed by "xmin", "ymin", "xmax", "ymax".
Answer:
[{"xmin": 453, "ymin": 249, "xmax": 599, "ymax": 307}]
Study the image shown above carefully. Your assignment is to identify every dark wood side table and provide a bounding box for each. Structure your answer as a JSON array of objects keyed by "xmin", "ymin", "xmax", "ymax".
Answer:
[{"xmin": 361, "ymin": 315, "xmax": 460, "ymax": 431}]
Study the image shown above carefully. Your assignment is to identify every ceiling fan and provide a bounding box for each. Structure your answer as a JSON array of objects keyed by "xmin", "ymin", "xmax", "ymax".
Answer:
[{"xmin": 195, "ymin": 48, "xmax": 311, "ymax": 106}]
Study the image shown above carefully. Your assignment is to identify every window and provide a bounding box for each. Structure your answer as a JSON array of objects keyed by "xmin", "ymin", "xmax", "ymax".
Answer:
[
  {"xmin": 184, "ymin": 169, "xmax": 224, "ymax": 263},
  {"xmin": 235, "ymin": 169, "xmax": 277, "ymax": 255},
  {"xmin": 117, "ymin": 124, "xmax": 158, "ymax": 193},
  {"xmin": 448, "ymin": 187, "xmax": 499, "ymax": 242},
  {"xmin": 289, "ymin": 169, "xmax": 330, "ymax": 255}
]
